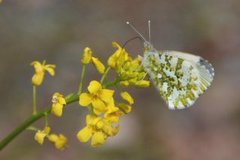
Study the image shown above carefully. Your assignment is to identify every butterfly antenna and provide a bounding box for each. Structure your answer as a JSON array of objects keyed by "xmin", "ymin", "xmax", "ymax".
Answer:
[
  {"xmin": 122, "ymin": 36, "xmax": 142, "ymax": 48},
  {"xmin": 148, "ymin": 20, "xmax": 151, "ymax": 43},
  {"xmin": 126, "ymin": 21, "xmax": 147, "ymax": 42}
]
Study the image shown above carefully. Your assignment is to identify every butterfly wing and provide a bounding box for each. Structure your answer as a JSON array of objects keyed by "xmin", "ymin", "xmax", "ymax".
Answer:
[{"xmin": 142, "ymin": 50, "xmax": 214, "ymax": 109}]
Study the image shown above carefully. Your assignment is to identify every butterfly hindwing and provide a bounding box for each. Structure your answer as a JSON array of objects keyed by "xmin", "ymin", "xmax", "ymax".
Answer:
[{"xmin": 142, "ymin": 50, "xmax": 214, "ymax": 109}]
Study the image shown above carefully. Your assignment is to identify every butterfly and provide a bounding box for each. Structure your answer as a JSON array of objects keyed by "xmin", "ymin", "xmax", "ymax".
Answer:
[{"xmin": 126, "ymin": 21, "xmax": 215, "ymax": 110}]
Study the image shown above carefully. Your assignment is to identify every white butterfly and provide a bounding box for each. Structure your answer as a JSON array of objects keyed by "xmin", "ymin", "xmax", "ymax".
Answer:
[{"xmin": 127, "ymin": 21, "xmax": 214, "ymax": 110}]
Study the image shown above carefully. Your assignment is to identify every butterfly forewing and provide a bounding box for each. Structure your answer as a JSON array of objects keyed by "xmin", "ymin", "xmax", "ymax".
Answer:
[{"xmin": 142, "ymin": 49, "xmax": 214, "ymax": 109}]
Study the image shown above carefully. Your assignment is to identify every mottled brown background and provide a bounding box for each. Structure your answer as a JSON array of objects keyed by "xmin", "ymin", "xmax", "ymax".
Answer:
[{"xmin": 1, "ymin": 0, "xmax": 240, "ymax": 160}]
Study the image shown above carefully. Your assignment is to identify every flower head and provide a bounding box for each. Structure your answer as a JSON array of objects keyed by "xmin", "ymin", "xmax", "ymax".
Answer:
[
  {"xmin": 34, "ymin": 126, "xmax": 51, "ymax": 145},
  {"xmin": 77, "ymin": 114, "xmax": 119, "ymax": 147},
  {"xmin": 31, "ymin": 60, "xmax": 56, "ymax": 86},
  {"xmin": 79, "ymin": 80, "xmax": 114, "ymax": 115},
  {"xmin": 104, "ymin": 98, "xmax": 123, "ymax": 123},
  {"xmin": 51, "ymin": 92, "xmax": 66, "ymax": 117},
  {"xmin": 92, "ymin": 57, "xmax": 105, "ymax": 74},
  {"xmin": 48, "ymin": 134, "xmax": 67, "ymax": 150},
  {"xmin": 81, "ymin": 47, "xmax": 92, "ymax": 64},
  {"xmin": 108, "ymin": 42, "xmax": 150, "ymax": 87},
  {"xmin": 120, "ymin": 91, "xmax": 134, "ymax": 105}
]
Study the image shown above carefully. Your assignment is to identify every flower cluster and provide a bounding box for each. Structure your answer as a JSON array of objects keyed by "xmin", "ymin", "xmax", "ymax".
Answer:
[
  {"xmin": 31, "ymin": 61, "xmax": 55, "ymax": 86},
  {"xmin": 78, "ymin": 80, "xmax": 134, "ymax": 146},
  {"xmin": 108, "ymin": 42, "xmax": 150, "ymax": 87},
  {"xmin": 30, "ymin": 41, "xmax": 150, "ymax": 150},
  {"xmin": 34, "ymin": 126, "xmax": 67, "ymax": 150}
]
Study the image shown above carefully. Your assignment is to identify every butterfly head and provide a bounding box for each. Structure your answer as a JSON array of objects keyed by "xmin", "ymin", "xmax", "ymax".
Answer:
[
  {"xmin": 126, "ymin": 21, "xmax": 156, "ymax": 54},
  {"xmin": 143, "ymin": 41, "xmax": 155, "ymax": 53}
]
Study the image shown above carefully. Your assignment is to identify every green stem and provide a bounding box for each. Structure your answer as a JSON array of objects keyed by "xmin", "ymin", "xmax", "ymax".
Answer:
[
  {"xmin": 104, "ymin": 78, "xmax": 121, "ymax": 88},
  {"xmin": 100, "ymin": 67, "xmax": 110, "ymax": 83},
  {"xmin": 77, "ymin": 64, "xmax": 86, "ymax": 94},
  {"xmin": 32, "ymin": 86, "xmax": 37, "ymax": 115},
  {"xmin": 0, "ymin": 94, "xmax": 79, "ymax": 151},
  {"xmin": 0, "ymin": 108, "xmax": 50, "ymax": 151}
]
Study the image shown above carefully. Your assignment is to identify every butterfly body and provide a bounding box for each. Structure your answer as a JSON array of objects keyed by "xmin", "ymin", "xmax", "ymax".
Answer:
[{"xmin": 142, "ymin": 42, "xmax": 214, "ymax": 109}]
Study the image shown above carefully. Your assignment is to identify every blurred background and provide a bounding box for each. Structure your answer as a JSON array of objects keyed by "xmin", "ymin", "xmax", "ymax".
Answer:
[{"xmin": 1, "ymin": 0, "xmax": 240, "ymax": 159}]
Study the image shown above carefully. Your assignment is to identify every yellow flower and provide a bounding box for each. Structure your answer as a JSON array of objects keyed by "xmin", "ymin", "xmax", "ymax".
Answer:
[
  {"xmin": 118, "ymin": 103, "xmax": 132, "ymax": 114},
  {"xmin": 120, "ymin": 92, "xmax": 134, "ymax": 105},
  {"xmin": 107, "ymin": 42, "xmax": 128, "ymax": 69},
  {"xmin": 48, "ymin": 134, "xmax": 67, "ymax": 150},
  {"xmin": 34, "ymin": 126, "xmax": 51, "ymax": 145},
  {"xmin": 31, "ymin": 60, "xmax": 56, "ymax": 86},
  {"xmin": 91, "ymin": 132, "xmax": 106, "ymax": 147},
  {"xmin": 107, "ymin": 42, "xmax": 150, "ymax": 88},
  {"xmin": 92, "ymin": 57, "xmax": 105, "ymax": 74},
  {"xmin": 104, "ymin": 98, "xmax": 123, "ymax": 123},
  {"xmin": 51, "ymin": 92, "xmax": 66, "ymax": 117},
  {"xmin": 79, "ymin": 80, "xmax": 114, "ymax": 115},
  {"xmin": 77, "ymin": 114, "xmax": 119, "ymax": 147},
  {"xmin": 81, "ymin": 47, "xmax": 92, "ymax": 64},
  {"xmin": 135, "ymin": 80, "xmax": 150, "ymax": 87}
]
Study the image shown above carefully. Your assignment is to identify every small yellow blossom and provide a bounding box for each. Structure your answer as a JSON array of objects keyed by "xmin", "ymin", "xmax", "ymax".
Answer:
[
  {"xmin": 107, "ymin": 42, "xmax": 128, "ymax": 69},
  {"xmin": 34, "ymin": 126, "xmax": 51, "ymax": 145},
  {"xmin": 79, "ymin": 80, "xmax": 114, "ymax": 115},
  {"xmin": 31, "ymin": 61, "xmax": 56, "ymax": 86},
  {"xmin": 91, "ymin": 132, "xmax": 106, "ymax": 147},
  {"xmin": 77, "ymin": 114, "xmax": 119, "ymax": 147},
  {"xmin": 104, "ymin": 98, "xmax": 123, "ymax": 123},
  {"xmin": 135, "ymin": 80, "xmax": 150, "ymax": 87},
  {"xmin": 81, "ymin": 47, "xmax": 92, "ymax": 64},
  {"xmin": 92, "ymin": 57, "xmax": 105, "ymax": 74},
  {"xmin": 120, "ymin": 92, "xmax": 134, "ymax": 105},
  {"xmin": 48, "ymin": 134, "xmax": 67, "ymax": 150},
  {"xmin": 51, "ymin": 92, "xmax": 66, "ymax": 117},
  {"xmin": 118, "ymin": 103, "xmax": 132, "ymax": 114}
]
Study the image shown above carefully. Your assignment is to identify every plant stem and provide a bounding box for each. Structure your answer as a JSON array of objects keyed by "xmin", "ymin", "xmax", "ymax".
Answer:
[
  {"xmin": 0, "ymin": 108, "xmax": 50, "ymax": 151},
  {"xmin": 77, "ymin": 64, "xmax": 86, "ymax": 94},
  {"xmin": 0, "ymin": 94, "xmax": 79, "ymax": 151},
  {"xmin": 32, "ymin": 86, "xmax": 37, "ymax": 115},
  {"xmin": 100, "ymin": 67, "xmax": 110, "ymax": 83},
  {"xmin": 104, "ymin": 78, "xmax": 120, "ymax": 88}
]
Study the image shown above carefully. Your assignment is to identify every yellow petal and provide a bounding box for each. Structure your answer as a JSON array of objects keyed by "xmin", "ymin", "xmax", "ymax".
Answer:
[
  {"xmin": 34, "ymin": 126, "xmax": 50, "ymax": 145},
  {"xmin": 44, "ymin": 64, "xmax": 56, "ymax": 76},
  {"xmin": 107, "ymin": 42, "xmax": 122, "ymax": 68},
  {"xmin": 112, "ymin": 41, "xmax": 122, "ymax": 50},
  {"xmin": 51, "ymin": 103, "xmax": 63, "ymax": 117},
  {"xmin": 31, "ymin": 61, "xmax": 44, "ymax": 73},
  {"xmin": 81, "ymin": 47, "xmax": 92, "ymax": 64},
  {"xmin": 87, "ymin": 80, "xmax": 102, "ymax": 94},
  {"xmin": 32, "ymin": 72, "xmax": 44, "ymax": 86},
  {"xmin": 58, "ymin": 97, "xmax": 66, "ymax": 105},
  {"xmin": 77, "ymin": 126, "xmax": 93, "ymax": 142},
  {"xmin": 120, "ymin": 92, "xmax": 134, "ymax": 105},
  {"xmin": 34, "ymin": 130, "xmax": 46, "ymax": 145},
  {"xmin": 79, "ymin": 93, "xmax": 92, "ymax": 106},
  {"xmin": 99, "ymin": 89, "xmax": 114, "ymax": 103},
  {"xmin": 48, "ymin": 134, "xmax": 58, "ymax": 142},
  {"xmin": 104, "ymin": 106, "xmax": 122, "ymax": 123},
  {"xmin": 91, "ymin": 132, "xmax": 105, "ymax": 147},
  {"xmin": 92, "ymin": 99, "xmax": 107, "ymax": 114},
  {"xmin": 135, "ymin": 80, "xmax": 150, "ymax": 87},
  {"xmin": 86, "ymin": 114, "xmax": 100, "ymax": 126},
  {"xmin": 119, "ymin": 81, "xmax": 129, "ymax": 87},
  {"xmin": 48, "ymin": 134, "xmax": 67, "ymax": 150},
  {"xmin": 92, "ymin": 57, "xmax": 105, "ymax": 74},
  {"xmin": 52, "ymin": 92, "xmax": 66, "ymax": 105},
  {"xmin": 118, "ymin": 103, "xmax": 132, "ymax": 114}
]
